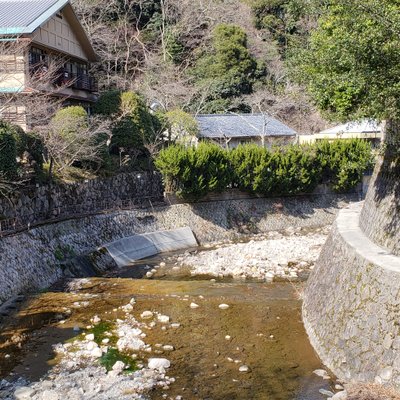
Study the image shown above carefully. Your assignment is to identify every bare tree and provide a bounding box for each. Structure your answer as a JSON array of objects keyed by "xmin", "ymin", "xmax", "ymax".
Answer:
[{"xmin": 37, "ymin": 112, "xmax": 112, "ymax": 179}]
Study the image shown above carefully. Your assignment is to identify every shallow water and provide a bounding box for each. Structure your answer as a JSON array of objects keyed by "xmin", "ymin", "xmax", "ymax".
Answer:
[{"xmin": 0, "ymin": 251, "xmax": 332, "ymax": 399}]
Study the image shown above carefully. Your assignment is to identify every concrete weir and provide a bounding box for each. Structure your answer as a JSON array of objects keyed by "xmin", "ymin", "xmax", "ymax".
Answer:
[
  {"xmin": 303, "ymin": 202, "xmax": 400, "ymax": 385},
  {"xmin": 104, "ymin": 227, "xmax": 198, "ymax": 267}
]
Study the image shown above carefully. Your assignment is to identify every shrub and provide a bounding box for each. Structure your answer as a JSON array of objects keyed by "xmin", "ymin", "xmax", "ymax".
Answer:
[
  {"xmin": 316, "ymin": 139, "xmax": 373, "ymax": 192},
  {"xmin": 111, "ymin": 91, "xmax": 161, "ymax": 153},
  {"xmin": 93, "ymin": 90, "xmax": 121, "ymax": 116},
  {"xmin": 155, "ymin": 142, "xmax": 232, "ymax": 200},
  {"xmin": 0, "ymin": 121, "xmax": 18, "ymax": 179},
  {"xmin": 229, "ymin": 144, "xmax": 265, "ymax": 191},
  {"xmin": 14, "ymin": 129, "xmax": 44, "ymax": 173}
]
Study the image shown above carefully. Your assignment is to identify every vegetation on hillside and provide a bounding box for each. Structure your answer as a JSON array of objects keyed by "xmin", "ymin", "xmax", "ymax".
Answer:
[
  {"xmin": 72, "ymin": 0, "xmax": 326, "ymax": 132},
  {"xmin": 1, "ymin": 0, "xmax": 392, "ymax": 198}
]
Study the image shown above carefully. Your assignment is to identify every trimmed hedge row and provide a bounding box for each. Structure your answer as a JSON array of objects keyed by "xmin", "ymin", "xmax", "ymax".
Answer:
[{"xmin": 155, "ymin": 140, "xmax": 373, "ymax": 200}]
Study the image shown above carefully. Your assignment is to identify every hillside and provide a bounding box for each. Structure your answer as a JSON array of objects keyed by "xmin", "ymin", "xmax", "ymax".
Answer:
[{"xmin": 72, "ymin": 0, "xmax": 328, "ymax": 134}]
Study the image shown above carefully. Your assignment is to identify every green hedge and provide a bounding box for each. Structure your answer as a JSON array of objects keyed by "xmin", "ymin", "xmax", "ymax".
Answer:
[
  {"xmin": 154, "ymin": 142, "xmax": 232, "ymax": 200},
  {"xmin": 155, "ymin": 139, "xmax": 373, "ymax": 200}
]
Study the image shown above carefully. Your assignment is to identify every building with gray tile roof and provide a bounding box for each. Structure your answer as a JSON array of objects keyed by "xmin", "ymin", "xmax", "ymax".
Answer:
[{"xmin": 195, "ymin": 113, "xmax": 297, "ymax": 148}]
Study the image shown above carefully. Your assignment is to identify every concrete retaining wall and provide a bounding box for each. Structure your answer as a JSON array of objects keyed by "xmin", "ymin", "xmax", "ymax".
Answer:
[
  {"xmin": 360, "ymin": 158, "xmax": 400, "ymax": 256},
  {"xmin": 0, "ymin": 194, "xmax": 354, "ymax": 306},
  {"xmin": 303, "ymin": 202, "xmax": 400, "ymax": 386}
]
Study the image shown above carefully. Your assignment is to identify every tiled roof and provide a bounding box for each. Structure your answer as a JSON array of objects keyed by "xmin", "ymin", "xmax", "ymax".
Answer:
[
  {"xmin": 196, "ymin": 114, "xmax": 297, "ymax": 139},
  {"xmin": 0, "ymin": 0, "xmax": 68, "ymax": 35},
  {"xmin": 320, "ymin": 120, "xmax": 382, "ymax": 135}
]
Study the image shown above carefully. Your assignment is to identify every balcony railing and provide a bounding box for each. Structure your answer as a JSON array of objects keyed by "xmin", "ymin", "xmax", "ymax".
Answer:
[
  {"xmin": 28, "ymin": 53, "xmax": 98, "ymax": 93},
  {"xmin": 54, "ymin": 69, "xmax": 98, "ymax": 93}
]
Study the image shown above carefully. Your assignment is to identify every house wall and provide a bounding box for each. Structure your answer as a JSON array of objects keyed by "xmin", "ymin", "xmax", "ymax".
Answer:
[
  {"xmin": 298, "ymin": 132, "xmax": 382, "ymax": 145},
  {"xmin": 217, "ymin": 135, "xmax": 295, "ymax": 149},
  {"xmin": 0, "ymin": 53, "xmax": 26, "ymax": 91},
  {"xmin": 31, "ymin": 9, "xmax": 87, "ymax": 61}
]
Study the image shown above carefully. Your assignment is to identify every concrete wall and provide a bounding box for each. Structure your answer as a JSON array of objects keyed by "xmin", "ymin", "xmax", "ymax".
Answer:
[
  {"xmin": 303, "ymin": 202, "xmax": 400, "ymax": 386},
  {"xmin": 360, "ymin": 158, "xmax": 400, "ymax": 256},
  {"xmin": 0, "ymin": 194, "xmax": 354, "ymax": 306}
]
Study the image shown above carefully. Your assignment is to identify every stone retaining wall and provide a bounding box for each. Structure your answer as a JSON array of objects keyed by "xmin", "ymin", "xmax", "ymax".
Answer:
[
  {"xmin": 0, "ymin": 172, "xmax": 163, "ymax": 234},
  {"xmin": 0, "ymin": 194, "xmax": 354, "ymax": 306},
  {"xmin": 303, "ymin": 202, "xmax": 400, "ymax": 386}
]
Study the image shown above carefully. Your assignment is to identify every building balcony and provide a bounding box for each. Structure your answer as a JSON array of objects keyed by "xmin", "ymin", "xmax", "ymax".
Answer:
[
  {"xmin": 54, "ymin": 69, "xmax": 98, "ymax": 93},
  {"xmin": 28, "ymin": 52, "xmax": 98, "ymax": 93}
]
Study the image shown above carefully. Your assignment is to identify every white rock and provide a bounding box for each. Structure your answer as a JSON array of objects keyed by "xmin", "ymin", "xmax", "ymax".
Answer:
[
  {"xmin": 91, "ymin": 347, "xmax": 103, "ymax": 358},
  {"xmin": 218, "ymin": 304, "xmax": 230, "ymax": 310},
  {"xmin": 129, "ymin": 297, "xmax": 136, "ymax": 305},
  {"xmin": 112, "ymin": 361, "xmax": 125, "ymax": 373},
  {"xmin": 85, "ymin": 334, "xmax": 95, "ymax": 341},
  {"xmin": 313, "ymin": 369, "xmax": 329, "ymax": 378},
  {"xmin": 146, "ymin": 272, "xmax": 153, "ymax": 278},
  {"xmin": 265, "ymin": 272, "xmax": 274, "ymax": 281},
  {"xmin": 117, "ymin": 337, "xmax": 145, "ymax": 352},
  {"xmin": 141, "ymin": 311, "xmax": 154, "ymax": 319},
  {"xmin": 41, "ymin": 390, "xmax": 59, "ymax": 400},
  {"xmin": 102, "ymin": 338, "xmax": 110, "ymax": 344},
  {"xmin": 121, "ymin": 304, "xmax": 133, "ymax": 312},
  {"xmin": 190, "ymin": 303, "xmax": 199, "ymax": 309},
  {"xmin": 319, "ymin": 389, "xmax": 335, "ymax": 397},
  {"xmin": 239, "ymin": 365, "xmax": 250, "ymax": 373},
  {"xmin": 332, "ymin": 391, "xmax": 347, "ymax": 400},
  {"xmin": 158, "ymin": 315, "xmax": 170, "ymax": 323},
  {"xmin": 160, "ymin": 262, "xmax": 166, "ymax": 267},
  {"xmin": 379, "ymin": 366, "xmax": 393, "ymax": 381},
  {"xmin": 91, "ymin": 315, "xmax": 101, "ymax": 324},
  {"xmin": 14, "ymin": 386, "xmax": 35, "ymax": 400},
  {"xmin": 163, "ymin": 345, "xmax": 174, "ymax": 351},
  {"xmin": 148, "ymin": 358, "xmax": 171, "ymax": 370},
  {"xmin": 86, "ymin": 341, "xmax": 97, "ymax": 351},
  {"xmin": 225, "ymin": 335, "xmax": 231, "ymax": 340},
  {"xmin": 171, "ymin": 323, "xmax": 181, "ymax": 329}
]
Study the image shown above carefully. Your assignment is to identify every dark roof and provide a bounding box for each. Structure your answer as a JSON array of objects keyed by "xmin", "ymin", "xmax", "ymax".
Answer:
[
  {"xmin": 0, "ymin": 0, "xmax": 68, "ymax": 35},
  {"xmin": 196, "ymin": 114, "xmax": 297, "ymax": 139}
]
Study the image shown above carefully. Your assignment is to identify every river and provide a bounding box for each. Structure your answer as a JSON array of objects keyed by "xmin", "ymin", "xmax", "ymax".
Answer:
[{"xmin": 0, "ymin": 232, "xmax": 335, "ymax": 400}]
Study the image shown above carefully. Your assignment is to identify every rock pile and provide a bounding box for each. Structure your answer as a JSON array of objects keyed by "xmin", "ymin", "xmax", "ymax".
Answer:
[{"xmin": 170, "ymin": 227, "xmax": 330, "ymax": 281}]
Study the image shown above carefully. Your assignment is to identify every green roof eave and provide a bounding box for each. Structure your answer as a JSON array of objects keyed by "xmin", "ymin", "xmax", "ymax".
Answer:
[{"xmin": 0, "ymin": 87, "xmax": 24, "ymax": 93}]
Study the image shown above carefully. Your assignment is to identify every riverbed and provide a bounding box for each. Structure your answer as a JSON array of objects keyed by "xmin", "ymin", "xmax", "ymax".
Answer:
[{"xmin": 0, "ymin": 227, "xmax": 337, "ymax": 400}]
